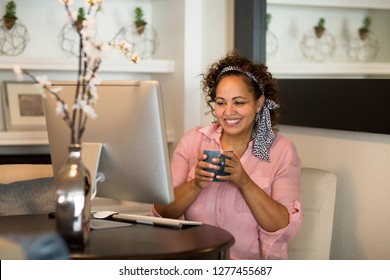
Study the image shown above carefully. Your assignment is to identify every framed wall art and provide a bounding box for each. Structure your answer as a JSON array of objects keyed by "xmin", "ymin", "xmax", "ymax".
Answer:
[{"xmin": 1, "ymin": 81, "xmax": 46, "ymax": 131}]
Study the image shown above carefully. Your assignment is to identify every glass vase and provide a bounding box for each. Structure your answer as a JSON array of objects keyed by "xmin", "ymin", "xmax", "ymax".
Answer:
[{"xmin": 55, "ymin": 144, "xmax": 91, "ymax": 249}]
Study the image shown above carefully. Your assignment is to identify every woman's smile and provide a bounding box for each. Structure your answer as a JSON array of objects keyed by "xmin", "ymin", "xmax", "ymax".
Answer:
[{"xmin": 224, "ymin": 118, "xmax": 242, "ymax": 126}]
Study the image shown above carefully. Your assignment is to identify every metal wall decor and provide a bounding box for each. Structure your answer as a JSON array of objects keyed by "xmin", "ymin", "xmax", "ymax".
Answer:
[
  {"xmin": 300, "ymin": 18, "xmax": 336, "ymax": 62},
  {"xmin": 265, "ymin": 13, "xmax": 278, "ymax": 57},
  {"xmin": 347, "ymin": 17, "xmax": 380, "ymax": 62},
  {"xmin": 117, "ymin": 7, "xmax": 159, "ymax": 59},
  {"xmin": 58, "ymin": 21, "xmax": 81, "ymax": 57},
  {"xmin": 0, "ymin": 1, "xmax": 29, "ymax": 56},
  {"xmin": 58, "ymin": 7, "xmax": 87, "ymax": 57}
]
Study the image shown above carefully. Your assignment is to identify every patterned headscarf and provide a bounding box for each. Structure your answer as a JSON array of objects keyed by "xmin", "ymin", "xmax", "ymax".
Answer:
[
  {"xmin": 252, "ymin": 99, "xmax": 279, "ymax": 162},
  {"xmin": 217, "ymin": 66, "xmax": 279, "ymax": 162}
]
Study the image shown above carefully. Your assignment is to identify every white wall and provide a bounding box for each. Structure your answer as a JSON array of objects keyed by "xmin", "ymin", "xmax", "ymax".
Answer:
[{"xmin": 183, "ymin": 0, "xmax": 235, "ymax": 132}]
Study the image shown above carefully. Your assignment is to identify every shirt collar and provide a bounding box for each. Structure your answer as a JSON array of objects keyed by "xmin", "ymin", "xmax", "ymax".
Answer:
[
  {"xmin": 198, "ymin": 124, "xmax": 255, "ymax": 154},
  {"xmin": 198, "ymin": 123, "xmax": 222, "ymax": 141}
]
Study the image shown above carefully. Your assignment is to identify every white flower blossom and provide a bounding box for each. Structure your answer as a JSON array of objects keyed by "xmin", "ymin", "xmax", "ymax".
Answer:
[
  {"xmin": 73, "ymin": 99, "xmax": 97, "ymax": 119},
  {"xmin": 51, "ymin": 86, "xmax": 63, "ymax": 94},
  {"xmin": 69, "ymin": 10, "xmax": 77, "ymax": 21},
  {"xmin": 96, "ymin": 41, "xmax": 109, "ymax": 59},
  {"xmin": 13, "ymin": 65, "xmax": 24, "ymax": 81},
  {"xmin": 81, "ymin": 15, "xmax": 96, "ymax": 39},
  {"xmin": 91, "ymin": 75, "xmax": 101, "ymax": 86},
  {"xmin": 34, "ymin": 76, "xmax": 52, "ymax": 97},
  {"xmin": 83, "ymin": 42, "xmax": 103, "ymax": 65},
  {"xmin": 36, "ymin": 75, "xmax": 51, "ymax": 87},
  {"xmin": 88, "ymin": 83, "xmax": 98, "ymax": 103},
  {"xmin": 61, "ymin": 0, "xmax": 74, "ymax": 5},
  {"xmin": 86, "ymin": 0, "xmax": 103, "ymax": 7},
  {"xmin": 83, "ymin": 104, "xmax": 98, "ymax": 119},
  {"xmin": 130, "ymin": 52, "xmax": 140, "ymax": 64},
  {"xmin": 73, "ymin": 99, "xmax": 86, "ymax": 110},
  {"xmin": 55, "ymin": 101, "xmax": 68, "ymax": 117},
  {"xmin": 111, "ymin": 40, "xmax": 140, "ymax": 63}
]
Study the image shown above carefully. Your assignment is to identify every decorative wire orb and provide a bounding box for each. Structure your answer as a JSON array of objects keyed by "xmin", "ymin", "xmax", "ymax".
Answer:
[
  {"xmin": 266, "ymin": 29, "xmax": 279, "ymax": 57},
  {"xmin": 58, "ymin": 22, "xmax": 80, "ymax": 57},
  {"xmin": 300, "ymin": 29, "xmax": 336, "ymax": 62},
  {"xmin": 0, "ymin": 18, "xmax": 30, "ymax": 56},
  {"xmin": 119, "ymin": 24, "xmax": 159, "ymax": 59},
  {"xmin": 347, "ymin": 32, "xmax": 380, "ymax": 62}
]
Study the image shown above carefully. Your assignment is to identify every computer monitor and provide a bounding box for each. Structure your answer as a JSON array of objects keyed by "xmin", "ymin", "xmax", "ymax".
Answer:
[{"xmin": 43, "ymin": 80, "xmax": 174, "ymax": 206}]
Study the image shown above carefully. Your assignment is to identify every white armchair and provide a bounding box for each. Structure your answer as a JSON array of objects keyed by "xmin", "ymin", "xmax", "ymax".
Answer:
[{"xmin": 288, "ymin": 167, "xmax": 337, "ymax": 260}]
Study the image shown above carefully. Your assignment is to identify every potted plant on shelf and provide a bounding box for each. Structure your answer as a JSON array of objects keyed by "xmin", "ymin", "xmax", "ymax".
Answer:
[
  {"xmin": 301, "ymin": 17, "xmax": 335, "ymax": 62},
  {"xmin": 314, "ymin": 17, "xmax": 326, "ymax": 39},
  {"xmin": 358, "ymin": 16, "xmax": 371, "ymax": 40},
  {"xmin": 134, "ymin": 6, "xmax": 147, "ymax": 34},
  {"xmin": 3, "ymin": 1, "xmax": 17, "ymax": 30},
  {"xmin": 266, "ymin": 13, "xmax": 272, "ymax": 31},
  {"xmin": 75, "ymin": 7, "xmax": 86, "ymax": 32}
]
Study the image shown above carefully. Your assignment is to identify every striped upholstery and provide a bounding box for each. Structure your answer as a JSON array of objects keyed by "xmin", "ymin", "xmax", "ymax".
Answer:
[{"xmin": 0, "ymin": 177, "xmax": 55, "ymax": 216}]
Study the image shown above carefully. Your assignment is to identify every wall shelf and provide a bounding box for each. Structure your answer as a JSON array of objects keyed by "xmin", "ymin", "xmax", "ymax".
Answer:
[
  {"xmin": 268, "ymin": 62, "xmax": 390, "ymax": 77},
  {"xmin": 0, "ymin": 131, "xmax": 49, "ymax": 146},
  {"xmin": 0, "ymin": 129, "xmax": 175, "ymax": 146},
  {"xmin": 268, "ymin": 0, "xmax": 390, "ymax": 10},
  {"xmin": 0, "ymin": 57, "xmax": 175, "ymax": 74}
]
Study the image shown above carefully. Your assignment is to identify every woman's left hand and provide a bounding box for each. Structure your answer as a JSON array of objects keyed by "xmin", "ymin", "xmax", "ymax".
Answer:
[{"xmin": 217, "ymin": 151, "xmax": 252, "ymax": 189}]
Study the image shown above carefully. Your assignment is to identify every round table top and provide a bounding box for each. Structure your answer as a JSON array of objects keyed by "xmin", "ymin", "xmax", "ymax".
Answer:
[{"xmin": 0, "ymin": 214, "xmax": 235, "ymax": 260}]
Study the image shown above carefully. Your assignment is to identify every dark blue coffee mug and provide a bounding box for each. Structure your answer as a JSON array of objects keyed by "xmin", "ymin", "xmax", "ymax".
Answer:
[{"xmin": 203, "ymin": 150, "xmax": 231, "ymax": 182}]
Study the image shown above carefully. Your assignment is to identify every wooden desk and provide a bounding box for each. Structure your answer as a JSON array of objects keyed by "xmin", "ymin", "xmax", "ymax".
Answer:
[{"xmin": 0, "ymin": 214, "xmax": 235, "ymax": 260}]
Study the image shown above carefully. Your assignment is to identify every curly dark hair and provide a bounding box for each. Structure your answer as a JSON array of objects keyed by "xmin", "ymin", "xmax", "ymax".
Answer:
[{"xmin": 201, "ymin": 50, "xmax": 280, "ymax": 127}]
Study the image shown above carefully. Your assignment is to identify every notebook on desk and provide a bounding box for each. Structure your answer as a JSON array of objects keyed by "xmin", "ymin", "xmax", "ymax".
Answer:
[{"xmin": 92, "ymin": 211, "xmax": 202, "ymax": 229}]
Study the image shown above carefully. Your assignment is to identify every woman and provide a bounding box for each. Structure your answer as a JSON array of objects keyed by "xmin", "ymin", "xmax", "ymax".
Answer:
[{"xmin": 153, "ymin": 51, "xmax": 302, "ymax": 259}]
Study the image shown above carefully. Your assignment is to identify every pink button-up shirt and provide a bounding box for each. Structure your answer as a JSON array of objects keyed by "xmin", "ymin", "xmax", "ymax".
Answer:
[{"xmin": 155, "ymin": 124, "xmax": 302, "ymax": 259}]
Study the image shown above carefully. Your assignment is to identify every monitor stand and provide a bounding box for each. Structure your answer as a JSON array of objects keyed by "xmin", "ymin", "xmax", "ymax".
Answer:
[
  {"xmin": 81, "ymin": 141, "xmax": 104, "ymax": 199},
  {"xmin": 81, "ymin": 141, "xmax": 151, "ymax": 219}
]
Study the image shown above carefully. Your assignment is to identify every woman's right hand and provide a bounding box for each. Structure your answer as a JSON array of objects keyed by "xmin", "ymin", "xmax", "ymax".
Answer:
[{"xmin": 193, "ymin": 152, "xmax": 217, "ymax": 189}]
